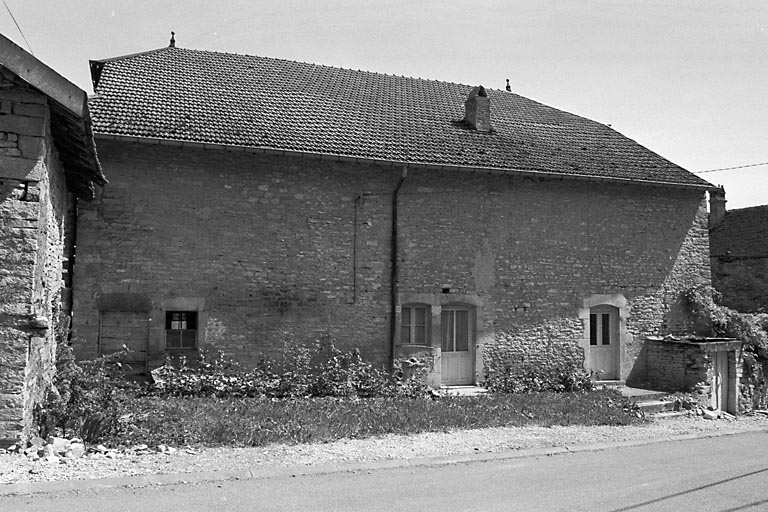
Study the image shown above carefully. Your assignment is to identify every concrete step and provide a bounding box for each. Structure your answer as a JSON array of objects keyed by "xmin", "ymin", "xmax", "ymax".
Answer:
[
  {"xmin": 441, "ymin": 386, "xmax": 488, "ymax": 397},
  {"xmin": 635, "ymin": 399, "xmax": 677, "ymax": 414}
]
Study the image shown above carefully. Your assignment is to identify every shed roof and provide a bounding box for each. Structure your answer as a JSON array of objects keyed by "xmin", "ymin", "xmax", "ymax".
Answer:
[{"xmin": 89, "ymin": 46, "xmax": 712, "ymax": 190}]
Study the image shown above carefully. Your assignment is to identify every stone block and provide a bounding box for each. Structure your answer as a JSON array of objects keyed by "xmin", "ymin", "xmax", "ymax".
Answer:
[
  {"xmin": 0, "ymin": 114, "xmax": 44, "ymax": 137},
  {"xmin": 12, "ymin": 103, "xmax": 47, "ymax": 118},
  {"xmin": 0, "ymin": 155, "xmax": 43, "ymax": 181},
  {"xmin": 17, "ymin": 135, "xmax": 44, "ymax": 159}
]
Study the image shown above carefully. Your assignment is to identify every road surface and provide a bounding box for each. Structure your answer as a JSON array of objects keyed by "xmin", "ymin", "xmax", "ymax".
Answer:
[{"xmin": 3, "ymin": 431, "xmax": 768, "ymax": 511}]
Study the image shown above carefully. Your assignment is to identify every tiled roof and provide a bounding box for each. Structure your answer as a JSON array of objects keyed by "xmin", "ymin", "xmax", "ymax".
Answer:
[
  {"xmin": 89, "ymin": 46, "xmax": 712, "ymax": 189},
  {"xmin": 710, "ymin": 205, "xmax": 768, "ymax": 258}
]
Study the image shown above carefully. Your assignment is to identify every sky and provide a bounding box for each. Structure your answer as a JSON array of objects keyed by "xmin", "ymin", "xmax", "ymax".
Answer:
[{"xmin": 2, "ymin": 0, "xmax": 766, "ymax": 209}]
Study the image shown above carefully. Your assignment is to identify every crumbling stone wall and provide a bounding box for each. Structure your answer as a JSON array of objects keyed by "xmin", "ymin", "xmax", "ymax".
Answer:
[
  {"xmin": 0, "ymin": 75, "xmax": 71, "ymax": 447},
  {"xmin": 73, "ymin": 140, "xmax": 711, "ymax": 387}
]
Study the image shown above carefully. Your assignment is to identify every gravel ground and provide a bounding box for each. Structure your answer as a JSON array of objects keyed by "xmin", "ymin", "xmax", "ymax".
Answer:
[{"xmin": 2, "ymin": 414, "xmax": 767, "ymax": 485}]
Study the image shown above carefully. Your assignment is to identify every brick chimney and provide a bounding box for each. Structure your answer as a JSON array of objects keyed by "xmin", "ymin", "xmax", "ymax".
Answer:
[
  {"xmin": 709, "ymin": 187, "xmax": 727, "ymax": 228},
  {"xmin": 465, "ymin": 86, "xmax": 490, "ymax": 132}
]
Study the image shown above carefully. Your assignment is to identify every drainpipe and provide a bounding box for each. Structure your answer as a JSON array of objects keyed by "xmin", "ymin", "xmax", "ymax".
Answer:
[{"xmin": 389, "ymin": 167, "xmax": 408, "ymax": 370}]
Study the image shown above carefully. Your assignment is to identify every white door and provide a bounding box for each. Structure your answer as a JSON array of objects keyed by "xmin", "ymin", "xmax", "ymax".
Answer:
[
  {"xmin": 441, "ymin": 307, "xmax": 474, "ymax": 385},
  {"xmin": 712, "ymin": 351, "xmax": 729, "ymax": 412},
  {"xmin": 586, "ymin": 306, "xmax": 619, "ymax": 380}
]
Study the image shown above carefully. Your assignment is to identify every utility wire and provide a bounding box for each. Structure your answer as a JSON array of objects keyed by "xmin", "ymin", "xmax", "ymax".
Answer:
[
  {"xmin": 2, "ymin": 0, "xmax": 33, "ymax": 55},
  {"xmin": 694, "ymin": 161, "xmax": 768, "ymax": 174}
]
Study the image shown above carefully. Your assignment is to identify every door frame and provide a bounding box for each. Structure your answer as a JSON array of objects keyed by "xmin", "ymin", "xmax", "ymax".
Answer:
[
  {"xmin": 579, "ymin": 294, "xmax": 628, "ymax": 380},
  {"xmin": 440, "ymin": 304, "xmax": 476, "ymax": 386}
]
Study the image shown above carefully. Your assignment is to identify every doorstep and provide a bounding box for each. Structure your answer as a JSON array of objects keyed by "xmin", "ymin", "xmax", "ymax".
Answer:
[{"xmin": 440, "ymin": 386, "xmax": 488, "ymax": 397}]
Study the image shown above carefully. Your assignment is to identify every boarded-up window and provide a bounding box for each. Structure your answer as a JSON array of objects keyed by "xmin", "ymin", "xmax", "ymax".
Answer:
[{"xmin": 99, "ymin": 311, "xmax": 149, "ymax": 377}]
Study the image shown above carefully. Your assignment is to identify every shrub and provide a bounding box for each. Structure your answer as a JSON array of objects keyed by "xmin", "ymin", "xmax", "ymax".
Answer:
[
  {"xmin": 484, "ymin": 360, "xmax": 594, "ymax": 394},
  {"xmin": 150, "ymin": 340, "xmax": 430, "ymax": 400}
]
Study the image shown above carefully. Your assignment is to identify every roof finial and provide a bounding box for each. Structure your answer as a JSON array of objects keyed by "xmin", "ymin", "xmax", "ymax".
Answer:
[
  {"xmin": 169, "ymin": 31, "xmax": 176, "ymax": 48},
  {"xmin": 505, "ymin": 79, "xmax": 511, "ymax": 92}
]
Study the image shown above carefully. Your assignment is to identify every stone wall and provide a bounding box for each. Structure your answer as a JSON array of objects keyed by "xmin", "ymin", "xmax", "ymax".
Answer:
[
  {"xmin": 0, "ymin": 76, "xmax": 71, "ymax": 446},
  {"xmin": 711, "ymin": 257, "xmax": 768, "ymax": 313},
  {"xmin": 72, "ymin": 140, "xmax": 711, "ymax": 386}
]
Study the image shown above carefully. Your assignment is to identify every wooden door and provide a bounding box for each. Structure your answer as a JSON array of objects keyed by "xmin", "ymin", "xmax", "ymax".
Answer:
[
  {"xmin": 440, "ymin": 307, "xmax": 474, "ymax": 385},
  {"xmin": 99, "ymin": 311, "xmax": 149, "ymax": 377},
  {"xmin": 587, "ymin": 306, "xmax": 619, "ymax": 380}
]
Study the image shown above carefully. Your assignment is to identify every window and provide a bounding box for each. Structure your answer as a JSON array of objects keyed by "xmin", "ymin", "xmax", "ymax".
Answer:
[
  {"xmin": 165, "ymin": 311, "xmax": 198, "ymax": 349},
  {"xmin": 441, "ymin": 307, "xmax": 470, "ymax": 352},
  {"xmin": 589, "ymin": 308, "xmax": 614, "ymax": 346},
  {"xmin": 401, "ymin": 304, "xmax": 429, "ymax": 344}
]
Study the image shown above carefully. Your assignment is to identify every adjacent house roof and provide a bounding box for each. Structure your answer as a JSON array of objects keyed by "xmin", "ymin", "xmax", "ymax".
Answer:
[
  {"xmin": 0, "ymin": 33, "xmax": 105, "ymax": 200},
  {"xmin": 710, "ymin": 205, "xmax": 768, "ymax": 258},
  {"xmin": 89, "ymin": 46, "xmax": 713, "ymax": 190}
]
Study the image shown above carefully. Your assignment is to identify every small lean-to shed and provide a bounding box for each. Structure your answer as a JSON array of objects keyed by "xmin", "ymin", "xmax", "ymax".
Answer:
[{"xmin": 644, "ymin": 336, "xmax": 743, "ymax": 414}]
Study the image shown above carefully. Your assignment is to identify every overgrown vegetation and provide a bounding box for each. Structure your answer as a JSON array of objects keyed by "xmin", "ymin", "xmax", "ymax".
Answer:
[
  {"xmin": 484, "ymin": 360, "xmax": 594, "ymax": 394},
  {"xmin": 683, "ymin": 284, "xmax": 768, "ymax": 409},
  {"xmin": 36, "ymin": 336, "xmax": 641, "ymax": 448},
  {"xmin": 151, "ymin": 340, "xmax": 428, "ymax": 400},
  {"xmin": 35, "ymin": 342, "xmax": 139, "ymax": 443},
  {"xmin": 112, "ymin": 391, "xmax": 641, "ymax": 448}
]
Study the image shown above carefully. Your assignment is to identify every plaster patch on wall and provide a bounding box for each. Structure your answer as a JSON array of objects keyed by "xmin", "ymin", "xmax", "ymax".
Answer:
[
  {"xmin": 472, "ymin": 239, "xmax": 495, "ymax": 293},
  {"xmin": 205, "ymin": 317, "xmax": 227, "ymax": 345}
]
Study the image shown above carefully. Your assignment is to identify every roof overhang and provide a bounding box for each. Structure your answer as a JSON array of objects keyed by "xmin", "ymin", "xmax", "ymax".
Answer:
[
  {"xmin": 93, "ymin": 132, "xmax": 717, "ymax": 193},
  {"xmin": 0, "ymin": 33, "xmax": 106, "ymax": 199}
]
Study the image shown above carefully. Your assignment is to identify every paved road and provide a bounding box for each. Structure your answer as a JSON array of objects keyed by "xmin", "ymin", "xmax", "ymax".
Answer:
[{"xmin": 4, "ymin": 431, "xmax": 768, "ymax": 511}]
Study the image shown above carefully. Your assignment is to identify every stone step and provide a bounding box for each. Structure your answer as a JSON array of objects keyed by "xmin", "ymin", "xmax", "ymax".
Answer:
[
  {"xmin": 652, "ymin": 410, "xmax": 689, "ymax": 420},
  {"xmin": 594, "ymin": 380, "xmax": 625, "ymax": 390}
]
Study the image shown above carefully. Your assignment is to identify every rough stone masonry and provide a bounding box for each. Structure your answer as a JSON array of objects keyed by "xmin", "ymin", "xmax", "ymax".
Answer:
[{"xmin": 0, "ymin": 68, "xmax": 73, "ymax": 447}]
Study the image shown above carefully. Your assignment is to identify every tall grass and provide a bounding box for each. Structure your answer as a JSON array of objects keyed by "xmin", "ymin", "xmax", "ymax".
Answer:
[{"xmin": 114, "ymin": 390, "xmax": 642, "ymax": 447}]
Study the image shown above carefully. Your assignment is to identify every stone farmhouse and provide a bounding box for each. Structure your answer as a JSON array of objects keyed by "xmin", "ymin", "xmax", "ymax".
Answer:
[
  {"xmin": 68, "ymin": 39, "xmax": 720, "ymax": 390},
  {"xmin": 0, "ymin": 34, "xmax": 105, "ymax": 446},
  {"xmin": 710, "ymin": 201, "xmax": 768, "ymax": 313}
]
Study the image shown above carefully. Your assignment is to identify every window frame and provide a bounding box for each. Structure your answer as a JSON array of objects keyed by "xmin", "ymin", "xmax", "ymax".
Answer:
[
  {"xmin": 401, "ymin": 304, "xmax": 430, "ymax": 345},
  {"xmin": 589, "ymin": 306, "xmax": 616, "ymax": 346},
  {"xmin": 441, "ymin": 305, "xmax": 472, "ymax": 353},
  {"xmin": 165, "ymin": 310, "xmax": 199, "ymax": 350}
]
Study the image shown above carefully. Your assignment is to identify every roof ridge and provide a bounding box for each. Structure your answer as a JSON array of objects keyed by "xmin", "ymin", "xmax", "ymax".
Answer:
[
  {"xmin": 90, "ymin": 46, "xmax": 173, "ymax": 64},
  {"xmin": 104, "ymin": 45, "xmax": 490, "ymax": 91}
]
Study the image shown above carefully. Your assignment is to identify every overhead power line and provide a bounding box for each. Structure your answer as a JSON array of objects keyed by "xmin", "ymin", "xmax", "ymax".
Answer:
[
  {"xmin": 695, "ymin": 161, "xmax": 768, "ymax": 174},
  {"xmin": 2, "ymin": 0, "xmax": 33, "ymax": 55}
]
